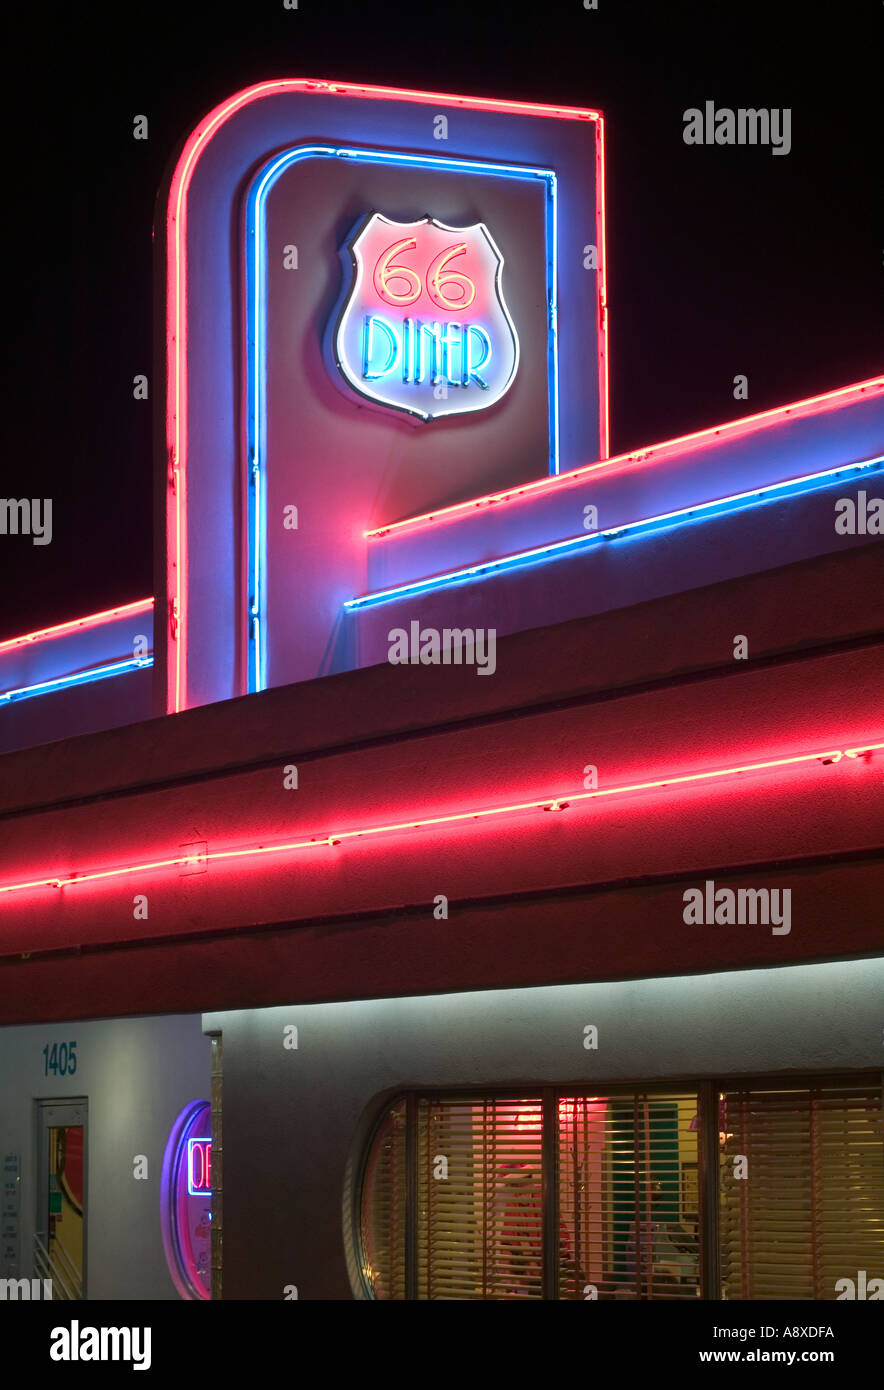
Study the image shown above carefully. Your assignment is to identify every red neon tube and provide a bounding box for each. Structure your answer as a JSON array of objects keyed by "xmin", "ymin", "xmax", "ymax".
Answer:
[
  {"xmin": 1, "ymin": 740, "xmax": 878, "ymax": 901},
  {"xmin": 0, "ymin": 599, "xmax": 154, "ymax": 654},
  {"xmin": 365, "ymin": 374, "xmax": 884, "ymax": 537}
]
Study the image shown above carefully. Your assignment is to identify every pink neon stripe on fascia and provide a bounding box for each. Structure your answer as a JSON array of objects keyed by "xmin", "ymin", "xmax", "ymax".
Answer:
[
  {"xmin": 365, "ymin": 373, "xmax": 884, "ymax": 538},
  {"xmin": 0, "ymin": 599, "xmax": 154, "ymax": 654},
  {"xmin": 1, "ymin": 742, "xmax": 876, "ymax": 900},
  {"xmin": 166, "ymin": 80, "xmax": 603, "ymax": 714}
]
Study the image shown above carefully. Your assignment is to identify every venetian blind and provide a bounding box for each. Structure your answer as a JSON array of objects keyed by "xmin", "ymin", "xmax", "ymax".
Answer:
[
  {"xmin": 558, "ymin": 1092, "xmax": 700, "ymax": 1299},
  {"xmin": 416, "ymin": 1097, "xmax": 544, "ymax": 1300},
  {"xmin": 719, "ymin": 1082, "xmax": 884, "ymax": 1299}
]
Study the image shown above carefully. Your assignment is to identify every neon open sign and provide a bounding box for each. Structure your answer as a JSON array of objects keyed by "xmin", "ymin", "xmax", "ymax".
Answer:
[
  {"xmin": 333, "ymin": 213, "xmax": 519, "ymax": 422},
  {"xmin": 161, "ymin": 1101, "xmax": 212, "ymax": 1299},
  {"xmin": 187, "ymin": 1137, "xmax": 212, "ymax": 1196}
]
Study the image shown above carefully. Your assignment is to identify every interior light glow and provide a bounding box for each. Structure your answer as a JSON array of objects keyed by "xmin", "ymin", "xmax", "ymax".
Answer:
[
  {"xmin": 1, "ymin": 740, "xmax": 876, "ymax": 901},
  {"xmin": 365, "ymin": 375, "xmax": 884, "ymax": 537},
  {"xmin": 347, "ymin": 455, "xmax": 884, "ymax": 609},
  {"xmin": 514, "ymin": 1106, "xmax": 542, "ymax": 1130},
  {"xmin": 167, "ymin": 80, "xmax": 606, "ymax": 711},
  {"xmin": 0, "ymin": 657, "xmax": 154, "ymax": 705},
  {"xmin": 0, "ymin": 600, "xmax": 153, "ymax": 654}
]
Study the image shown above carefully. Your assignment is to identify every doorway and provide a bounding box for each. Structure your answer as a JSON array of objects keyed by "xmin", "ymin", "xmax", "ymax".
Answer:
[{"xmin": 35, "ymin": 1099, "xmax": 86, "ymax": 1299}]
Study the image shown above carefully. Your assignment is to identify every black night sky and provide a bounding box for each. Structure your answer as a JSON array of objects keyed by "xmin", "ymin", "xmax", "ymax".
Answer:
[{"xmin": 2, "ymin": 0, "xmax": 881, "ymax": 641}]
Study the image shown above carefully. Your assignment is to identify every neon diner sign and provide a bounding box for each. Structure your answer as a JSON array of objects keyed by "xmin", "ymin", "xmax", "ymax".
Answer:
[{"xmin": 333, "ymin": 213, "xmax": 519, "ymax": 421}]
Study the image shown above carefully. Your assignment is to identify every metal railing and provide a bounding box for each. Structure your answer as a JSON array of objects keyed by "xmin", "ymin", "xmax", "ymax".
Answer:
[{"xmin": 33, "ymin": 1233, "xmax": 82, "ymax": 1300}]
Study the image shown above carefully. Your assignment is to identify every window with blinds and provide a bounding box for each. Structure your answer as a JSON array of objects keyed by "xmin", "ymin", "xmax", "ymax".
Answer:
[
  {"xmin": 417, "ymin": 1097, "xmax": 545, "ymax": 1300},
  {"xmin": 720, "ymin": 1082, "xmax": 884, "ymax": 1300},
  {"xmin": 557, "ymin": 1093, "xmax": 700, "ymax": 1300},
  {"xmin": 359, "ymin": 1088, "xmax": 699, "ymax": 1299}
]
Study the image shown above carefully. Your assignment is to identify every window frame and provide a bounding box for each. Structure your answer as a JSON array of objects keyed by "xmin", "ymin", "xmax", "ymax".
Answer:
[{"xmin": 353, "ymin": 1072, "xmax": 883, "ymax": 1301}]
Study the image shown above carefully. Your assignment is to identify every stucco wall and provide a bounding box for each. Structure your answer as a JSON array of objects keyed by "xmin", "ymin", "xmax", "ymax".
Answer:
[
  {"xmin": 204, "ymin": 957, "xmax": 884, "ymax": 1299},
  {"xmin": 0, "ymin": 1013, "xmax": 209, "ymax": 1299}
]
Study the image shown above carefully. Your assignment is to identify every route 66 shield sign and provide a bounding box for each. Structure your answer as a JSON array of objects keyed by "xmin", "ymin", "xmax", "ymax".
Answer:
[{"xmin": 332, "ymin": 213, "xmax": 520, "ymax": 422}]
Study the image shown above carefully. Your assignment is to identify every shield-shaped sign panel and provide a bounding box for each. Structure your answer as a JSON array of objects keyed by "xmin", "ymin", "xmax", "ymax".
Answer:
[{"xmin": 333, "ymin": 213, "xmax": 519, "ymax": 422}]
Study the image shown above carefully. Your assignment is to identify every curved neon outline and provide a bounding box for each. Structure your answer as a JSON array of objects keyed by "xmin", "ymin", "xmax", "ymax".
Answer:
[
  {"xmin": 160, "ymin": 1100, "xmax": 212, "ymax": 1301},
  {"xmin": 166, "ymin": 80, "xmax": 604, "ymax": 712},
  {"xmin": 1, "ymin": 741, "xmax": 879, "ymax": 900}
]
